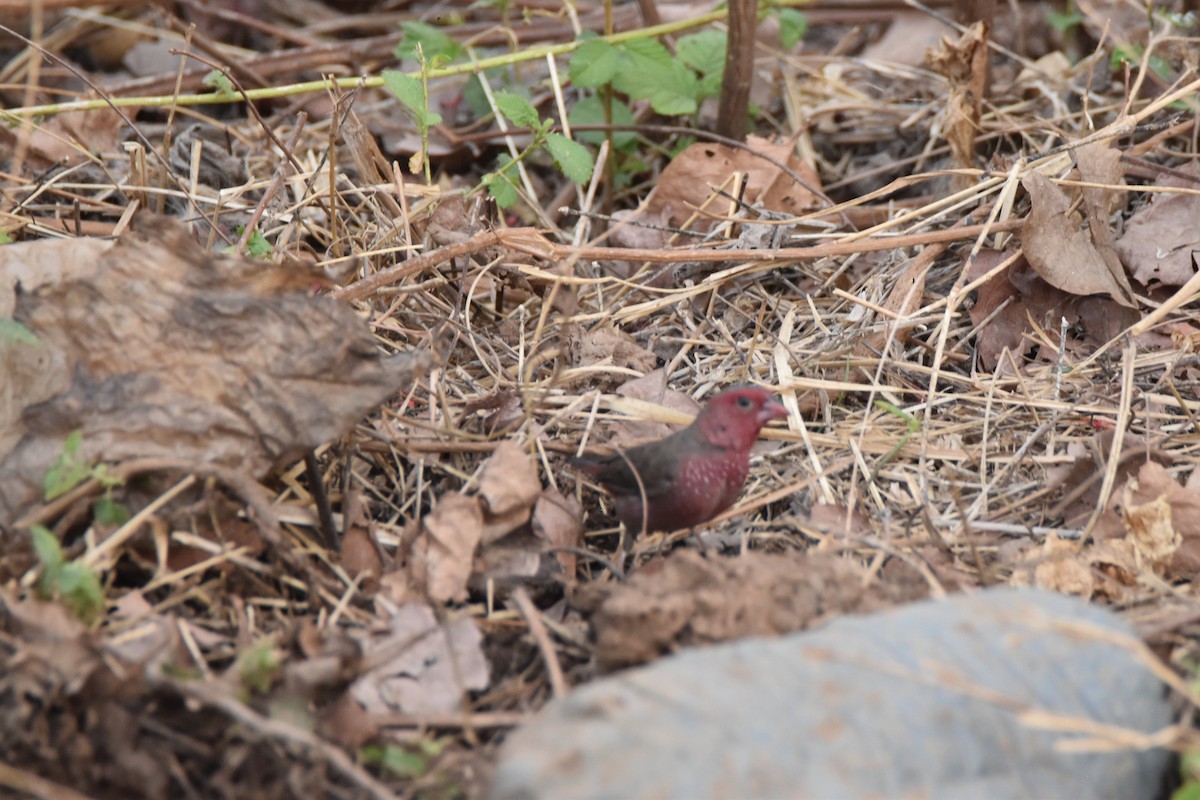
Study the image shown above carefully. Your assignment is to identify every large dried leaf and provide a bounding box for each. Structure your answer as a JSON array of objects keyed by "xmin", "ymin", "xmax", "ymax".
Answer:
[
  {"xmin": 478, "ymin": 441, "xmax": 542, "ymax": 520},
  {"xmin": 409, "ymin": 493, "xmax": 484, "ymax": 603},
  {"xmin": 0, "ymin": 216, "xmax": 428, "ymax": 528},
  {"xmin": 648, "ymin": 135, "xmax": 820, "ymax": 229},
  {"xmin": 1116, "ymin": 162, "xmax": 1200, "ymax": 287},
  {"xmin": 349, "ymin": 603, "xmax": 488, "ymax": 716},
  {"xmin": 1020, "ymin": 173, "xmax": 1134, "ymax": 307}
]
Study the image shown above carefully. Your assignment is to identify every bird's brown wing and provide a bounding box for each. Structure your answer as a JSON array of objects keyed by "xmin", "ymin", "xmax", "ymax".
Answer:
[{"xmin": 577, "ymin": 428, "xmax": 715, "ymax": 499}]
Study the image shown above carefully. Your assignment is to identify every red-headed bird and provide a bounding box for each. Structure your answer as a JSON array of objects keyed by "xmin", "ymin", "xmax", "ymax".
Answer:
[{"xmin": 570, "ymin": 385, "xmax": 788, "ymax": 534}]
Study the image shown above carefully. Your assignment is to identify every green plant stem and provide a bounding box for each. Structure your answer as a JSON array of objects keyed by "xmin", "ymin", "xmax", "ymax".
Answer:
[{"xmin": 0, "ymin": 8, "xmax": 776, "ymax": 120}]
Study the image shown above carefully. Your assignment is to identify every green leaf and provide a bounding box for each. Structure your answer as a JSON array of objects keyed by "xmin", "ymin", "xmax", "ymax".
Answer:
[
  {"xmin": 778, "ymin": 9, "xmax": 809, "ymax": 50},
  {"xmin": 483, "ymin": 155, "xmax": 521, "ymax": 208},
  {"xmin": 396, "ymin": 21, "xmax": 463, "ymax": 63},
  {"xmin": 0, "ymin": 317, "xmax": 39, "ymax": 345},
  {"xmin": 698, "ymin": 72, "xmax": 724, "ymax": 100},
  {"xmin": 569, "ymin": 39, "xmax": 621, "ymax": 88},
  {"xmin": 93, "ymin": 496, "xmax": 130, "ymax": 526},
  {"xmin": 483, "ymin": 171, "xmax": 520, "ymax": 208},
  {"xmin": 237, "ymin": 637, "xmax": 283, "ymax": 695},
  {"xmin": 57, "ymin": 562, "xmax": 104, "ymax": 625},
  {"xmin": 545, "ymin": 134, "xmax": 595, "ymax": 184},
  {"xmin": 568, "ymin": 95, "xmax": 638, "ymax": 149},
  {"xmin": 0, "ymin": 231, "xmax": 12, "ymax": 244},
  {"xmin": 246, "ymin": 229, "xmax": 271, "ymax": 258},
  {"xmin": 676, "ymin": 30, "xmax": 726, "ymax": 77},
  {"xmin": 202, "ymin": 70, "xmax": 236, "ymax": 96},
  {"xmin": 1173, "ymin": 782, "xmax": 1200, "ymax": 800},
  {"xmin": 30, "ymin": 524, "xmax": 64, "ymax": 573},
  {"xmin": 1046, "ymin": 9, "xmax": 1082, "ymax": 34},
  {"xmin": 494, "ymin": 91, "xmax": 541, "ymax": 130},
  {"xmin": 362, "ymin": 743, "xmax": 430, "ymax": 778},
  {"xmin": 44, "ymin": 430, "xmax": 91, "ymax": 501},
  {"xmin": 383, "ymin": 70, "xmax": 443, "ymax": 128},
  {"xmin": 612, "ymin": 39, "xmax": 699, "ymax": 116}
]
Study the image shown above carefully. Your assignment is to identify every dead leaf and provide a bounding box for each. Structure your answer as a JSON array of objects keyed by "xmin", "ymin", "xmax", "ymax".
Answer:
[
  {"xmin": 350, "ymin": 603, "xmax": 489, "ymax": 715},
  {"xmin": 608, "ymin": 369, "xmax": 700, "ymax": 444},
  {"xmin": 1116, "ymin": 162, "xmax": 1200, "ymax": 287},
  {"xmin": 1, "ymin": 107, "xmax": 128, "ymax": 170},
  {"xmin": 805, "ymin": 502, "xmax": 874, "ymax": 537},
  {"xmin": 860, "ymin": 12, "xmax": 954, "ymax": 66},
  {"xmin": 341, "ymin": 527, "xmax": 383, "ymax": 593},
  {"xmin": 856, "ymin": 248, "xmax": 936, "ymax": 357},
  {"xmin": 1016, "ymin": 535, "xmax": 1094, "ymax": 599},
  {"xmin": 649, "ymin": 135, "xmax": 820, "ymax": 230},
  {"xmin": 925, "ymin": 22, "xmax": 988, "ymax": 188},
  {"xmin": 410, "ymin": 493, "xmax": 484, "ymax": 603},
  {"xmin": 1021, "ymin": 173, "xmax": 1134, "ymax": 306},
  {"xmin": 966, "ymin": 249, "xmax": 1137, "ymax": 372},
  {"xmin": 478, "ymin": 441, "xmax": 542, "ymax": 520},
  {"xmin": 572, "ymin": 327, "xmax": 657, "ymax": 376},
  {"xmin": 532, "ymin": 489, "xmax": 585, "ymax": 576},
  {"xmin": 0, "ymin": 216, "xmax": 430, "ymax": 528},
  {"xmin": 1122, "ymin": 486, "xmax": 1180, "ymax": 569}
]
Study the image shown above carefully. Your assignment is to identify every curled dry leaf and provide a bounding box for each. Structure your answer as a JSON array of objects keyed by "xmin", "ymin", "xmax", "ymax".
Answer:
[
  {"xmin": 409, "ymin": 493, "xmax": 484, "ymax": 604},
  {"xmin": 1116, "ymin": 162, "xmax": 1200, "ymax": 287},
  {"xmin": 532, "ymin": 488, "xmax": 585, "ymax": 576},
  {"xmin": 0, "ymin": 216, "xmax": 430, "ymax": 529},
  {"xmin": 478, "ymin": 441, "xmax": 542, "ymax": 522},
  {"xmin": 925, "ymin": 21, "xmax": 988, "ymax": 188},
  {"xmin": 1020, "ymin": 173, "xmax": 1134, "ymax": 307},
  {"xmin": 349, "ymin": 603, "xmax": 489, "ymax": 716},
  {"xmin": 1009, "ymin": 534, "xmax": 1094, "ymax": 600},
  {"xmin": 1122, "ymin": 488, "xmax": 1180, "ymax": 569},
  {"xmin": 648, "ymin": 135, "xmax": 821, "ymax": 230},
  {"xmin": 1102, "ymin": 461, "xmax": 1200, "ymax": 577},
  {"xmin": 570, "ymin": 327, "xmax": 656, "ymax": 381},
  {"xmin": 966, "ymin": 250, "xmax": 1136, "ymax": 372},
  {"xmin": 606, "ymin": 368, "xmax": 701, "ymax": 444}
]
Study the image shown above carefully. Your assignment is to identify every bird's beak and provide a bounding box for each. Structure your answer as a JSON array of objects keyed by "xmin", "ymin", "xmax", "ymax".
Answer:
[{"xmin": 759, "ymin": 399, "xmax": 789, "ymax": 425}]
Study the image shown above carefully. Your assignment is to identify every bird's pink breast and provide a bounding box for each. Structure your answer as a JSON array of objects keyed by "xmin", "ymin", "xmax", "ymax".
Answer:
[{"xmin": 615, "ymin": 448, "xmax": 750, "ymax": 533}]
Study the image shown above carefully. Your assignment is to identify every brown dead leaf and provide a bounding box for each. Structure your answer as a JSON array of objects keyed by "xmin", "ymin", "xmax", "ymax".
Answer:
[
  {"xmin": 1116, "ymin": 162, "xmax": 1200, "ymax": 287},
  {"xmin": 856, "ymin": 248, "xmax": 936, "ymax": 358},
  {"xmin": 1021, "ymin": 173, "xmax": 1134, "ymax": 307},
  {"xmin": 532, "ymin": 488, "xmax": 585, "ymax": 576},
  {"xmin": 608, "ymin": 369, "xmax": 700, "ymax": 444},
  {"xmin": 341, "ymin": 527, "xmax": 383, "ymax": 593},
  {"xmin": 925, "ymin": 22, "xmax": 988, "ymax": 188},
  {"xmin": 573, "ymin": 327, "xmax": 656, "ymax": 376},
  {"xmin": 861, "ymin": 12, "xmax": 954, "ymax": 65},
  {"xmin": 1011, "ymin": 535, "xmax": 1094, "ymax": 599},
  {"xmin": 0, "ymin": 216, "xmax": 430, "ymax": 529},
  {"xmin": 966, "ymin": 249, "xmax": 1137, "ymax": 372},
  {"xmin": 648, "ymin": 135, "xmax": 820, "ymax": 230},
  {"xmin": 350, "ymin": 603, "xmax": 489, "ymax": 715},
  {"xmin": 2, "ymin": 108, "xmax": 128, "ymax": 170},
  {"xmin": 321, "ymin": 691, "xmax": 381, "ymax": 750},
  {"xmin": 1088, "ymin": 539, "xmax": 1139, "ymax": 600},
  {"xmin": 478, "ymin": 441, "xmax": 542, "ymax": 521},
  {"xmin": 805, "ymin": 502, "xmax": 874, "ymax": 537},
  {"xmin": 1122, "ymin": 485, "xmax": 1180, "ymax": 569},
  {"xmin": 410, "ymin": 493, "xmax": 484, "ymax": 603},
  {"xmin": 1075, "ymin": 141, "xmax": 1127, "ymax": 216}
]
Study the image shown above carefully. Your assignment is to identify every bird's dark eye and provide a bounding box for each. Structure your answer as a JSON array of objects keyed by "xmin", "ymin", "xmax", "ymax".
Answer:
[{"xmin": 736, "ymin": 395, "xmax": 753, "ymax": 409}]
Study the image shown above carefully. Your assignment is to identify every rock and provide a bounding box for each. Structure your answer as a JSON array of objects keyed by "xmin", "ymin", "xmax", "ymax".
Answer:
[{"xmin": 489, "ymin": 588, "xmax": 1172, "ymax": 800}]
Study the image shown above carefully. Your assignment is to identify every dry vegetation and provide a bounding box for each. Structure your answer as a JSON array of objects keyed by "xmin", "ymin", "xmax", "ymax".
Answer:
[{"xmin": 2, "ymin": 0, "xmax": 1200, "ymax": 797}]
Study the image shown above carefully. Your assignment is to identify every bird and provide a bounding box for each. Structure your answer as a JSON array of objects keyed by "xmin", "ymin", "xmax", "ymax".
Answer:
[{"xmin": 570, "ymin": 385, "xmax": 788, "ymax": 535}]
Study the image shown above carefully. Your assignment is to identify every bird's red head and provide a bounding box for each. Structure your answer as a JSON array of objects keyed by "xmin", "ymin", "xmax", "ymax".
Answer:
[{"xmin": 695, "ymin": 385, "xmax": 788, "ymax": 451}]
